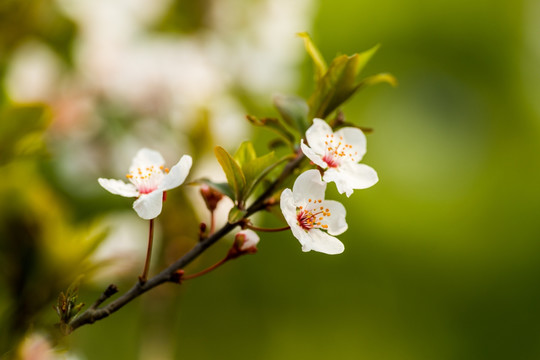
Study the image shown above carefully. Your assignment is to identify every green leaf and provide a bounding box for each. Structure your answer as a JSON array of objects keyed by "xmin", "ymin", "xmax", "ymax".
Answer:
[
  {"xmin": 242, "ymin": 151, "xmax": 277, "ymax": 187},
  {"xmin": 214, "ymin": 146, "xmax": 246, "ymax": 202},
  {"xmin": 243, "ymin": 154, "xmax": 292, "ymax": 198},
  {"xmin": 354, "ymin": 44, "xmax": 380, "ymax": 76},
  {"xmin": 308, "ymin": 44, "xmax": 380, "ymax": 119},
  {"xmin": 191, "ymin": 178, "xmax": 235, "ymax": 200},
  {"xmin": 234, "ymin": 141, "xmax": 257, "ymax": 166},
  {"xmin": 228, "ymin": 206, "xmax": 247, "ymax": 224},
  {"xmin": 356, "ymin": 72, "xmax": 398, "ymax": 89},
  {"xmin": 298, "ymin": 32, "xmax": 327, "ymax": 81},
  {"xmin": 273, "ymin": 94, "xmax": 309, "ymax": 133}
]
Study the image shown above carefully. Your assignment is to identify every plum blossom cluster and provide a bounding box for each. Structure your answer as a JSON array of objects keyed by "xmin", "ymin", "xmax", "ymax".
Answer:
[
  {"xmin": 280, "ymin": 118, "xmax": 378, "ymax": 255},
  {"xmin": 63, "ymin": 34, "xmax": 393, "ymax": 334}
]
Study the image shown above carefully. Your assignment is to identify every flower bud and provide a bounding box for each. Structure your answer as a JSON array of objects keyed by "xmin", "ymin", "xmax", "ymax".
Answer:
[
  {"xmin": 234, "ymin": 229, "xmax": 260, "ymax": 254},
  {"xmin": 200, "ymin": 184, "xmax": 224, "ymax": 212}
]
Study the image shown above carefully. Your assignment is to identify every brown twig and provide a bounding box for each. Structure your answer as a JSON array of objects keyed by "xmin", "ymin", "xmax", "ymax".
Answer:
[
  {"xmin": 68, "ymin": 153, "xmax": 306, "ymax": 332},
  {"xmin": 245, "ymin": 223, "xmax": 290, "ymax": 232}
]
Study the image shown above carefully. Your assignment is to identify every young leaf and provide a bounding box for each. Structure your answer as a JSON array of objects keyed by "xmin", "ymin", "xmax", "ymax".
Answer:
[
  {"xmin": 242, "ymin": 151, "xmax": 277, "ymax": 187},
  {"xmin": 228, "ymin": 206, "xmax": 247, "ymax": 224},
  {"xmin": 214, "ymin": 146, "xmax": 246, "ymax": 203},
  {"xmin": 308, "ymin": 45, "xmax": 381, "ymax": 119},
  {"xmin": 356, "ymin": 73, "xmax": 398, "ymax": 89},
  {"xmin": 353, "ymin": 44, "xmax": 380, "ymax": 77},
  {"xmin": 297, "ymin": 32, "xmax": 327, "ymax": 81},
  {"xmin": 308, "ymin": 54, "xmax": 349, "ymax": 119},
  {"xmin": 243, "ymin": 154, "xmax": 292, "ymax": 198},
  {"xmin": 273, "ymin": 94, "xmax": 309, "ymax": 133},
  {"xmin": 234, "ymin": 141, "xmax": 257, "ymax": 166}
]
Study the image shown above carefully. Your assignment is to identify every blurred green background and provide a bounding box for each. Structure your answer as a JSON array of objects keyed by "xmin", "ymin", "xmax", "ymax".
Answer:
[{"xmin": 2, "ymin": 0, "xmax": 540, "ymax": 359}]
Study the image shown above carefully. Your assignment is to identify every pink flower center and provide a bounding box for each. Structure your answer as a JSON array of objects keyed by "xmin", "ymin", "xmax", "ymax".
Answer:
[
  {"xmin": 296, "ymin": 198, "xmax": 331, "ymax": 231},
  {"xmin": 322, "ymin": 134, "xmax": 358, "ymax": 168},
  {"xmin": 126, "ymin": 165, "xmax": 169, "ymax": 194}
]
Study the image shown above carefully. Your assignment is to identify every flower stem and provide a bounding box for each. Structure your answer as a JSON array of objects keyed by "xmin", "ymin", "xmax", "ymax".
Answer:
[
  {"xmin": 246, "ymin": 223, "xmax": 290, "ymax": 232},
  {"xmin": 139, "ymin": 219, "xmax": 154, "ymax": 283},
  {"xmin": 210, "ymin": 211, "xmax": 216, "ymax": 235},
  {"xmin": 182, "ymin": 257, "xmax": 228, "ymax": 280}
]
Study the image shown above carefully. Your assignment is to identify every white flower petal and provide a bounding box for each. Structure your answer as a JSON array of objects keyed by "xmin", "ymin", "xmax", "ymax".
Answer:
[
  {"xmin": 159, "ymin": 155, "xmax": 192, "ymax": 191},
  {"xmin": 306, "ymin": 229, "xmax": 344, "ymax": 255},
  {"xmin": 335, "ymin": 126, "xmax": 367, "ymax": 161},
  {"xmin": 305, "ymin": 118, "xmax": 332, "ymax": 154},
  {"xmin": 320, "ymin": 200, "xmax": 348, "ymax": 236},
  {"xmin": 292, "ymin": 170, "xmax": 326, "ymax": 204},
  {"xmin": 322, "ymin": 168, "xmax": 353, "ymax": 197},
  {"xmin": 98, "ymin": 178, "xmax": 139, "ymax": 197},
  {"xmin": 344, "ymin": 163, "xmax": 379, "ymax": 190},
  {"xmin": 129, "ymin": 148, "xmax": 165, "ymax": 173},
  {"xmin": 133, "ymin": 191, "xmax": 164, "ymax": 219},
  {"xmin": 300, "ymin": 140, "xmax": 327, "ymax": 169},
  {"xmin": 280, "ymin": 189, "xmax": 311, "ymax": 250},
  {"xmin": 323, "ymin": 164, "xmax": 377, "ymax": 197},
  {"xmin": 280, "ymin": 188, "xmax": 297, "ymax": 221},
  {"xmin": 294, "ymin": 226, "xmax": 314, "ymax": 251}
]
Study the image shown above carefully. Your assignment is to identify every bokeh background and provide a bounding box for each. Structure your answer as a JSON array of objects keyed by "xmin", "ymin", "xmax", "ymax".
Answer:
[{"xmin": 1, "ymin": 0, "xmax": 540, "ymax": 359}]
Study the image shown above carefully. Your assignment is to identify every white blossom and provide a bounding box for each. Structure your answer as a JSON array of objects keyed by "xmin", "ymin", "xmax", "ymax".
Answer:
[
  {"xmin": 98, "ymin": 148, "xmax": 192, "ymax": 219},
  {"xmin": 280, "ymin": 170, "xmax": 348, "ymax": 254},
  {"xmin": 300, "ymin": 118, "xmax": 378, "ymax": 197}
]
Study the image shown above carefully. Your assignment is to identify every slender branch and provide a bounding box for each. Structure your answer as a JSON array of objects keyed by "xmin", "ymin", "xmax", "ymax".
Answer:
[
  {"xmin": 246, "ymin": 224, "xmax": 290, "ymax": 232},
  {"xmin": 68, "ymin": 153, "xmax": 306, "ymax": 332},
  {"xmin": 139, "ymin": 219, "xmax": 154, "ymax": 283},
  {"xmin": 90, "ymin": 284, "xmax": 118, "ymax": 310},
  {"xmin": 182, "ymin": 257, "xmax": 228, "ymax": 280}
]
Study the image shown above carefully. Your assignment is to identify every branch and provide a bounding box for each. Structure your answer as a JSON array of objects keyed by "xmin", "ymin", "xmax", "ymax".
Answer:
[{"xmin": 68, "ymin": 153, "xmax": 305, "ymax": 332}]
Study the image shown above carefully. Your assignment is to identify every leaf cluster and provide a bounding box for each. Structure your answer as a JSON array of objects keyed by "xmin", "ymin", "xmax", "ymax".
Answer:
[
  {"xmin": 55, "ymin": 277, "xmax": 84, "ymax": 334},
  {"xmin": 202, "ymin": 33, "xmax": 395, "ymax": 224}
]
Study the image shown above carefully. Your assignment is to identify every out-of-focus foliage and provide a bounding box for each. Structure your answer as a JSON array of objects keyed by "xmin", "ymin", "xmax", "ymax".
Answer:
[
  {"xmin": 0, "ymin": 105, "xmax": 50, "ymax": 165},
  {"xmin": 0, "ymin": 104, "xmax": 105, "ymax": 355}
]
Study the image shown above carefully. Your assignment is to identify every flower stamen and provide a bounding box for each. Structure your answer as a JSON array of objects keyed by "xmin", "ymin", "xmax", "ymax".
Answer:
[
  {"xmin": 126, "ymin": 166, "xmax": 166, "ymax": 195},
  {"xmin": 296, "ymin": 199, "xmax": 332, "ymax": 231}
]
